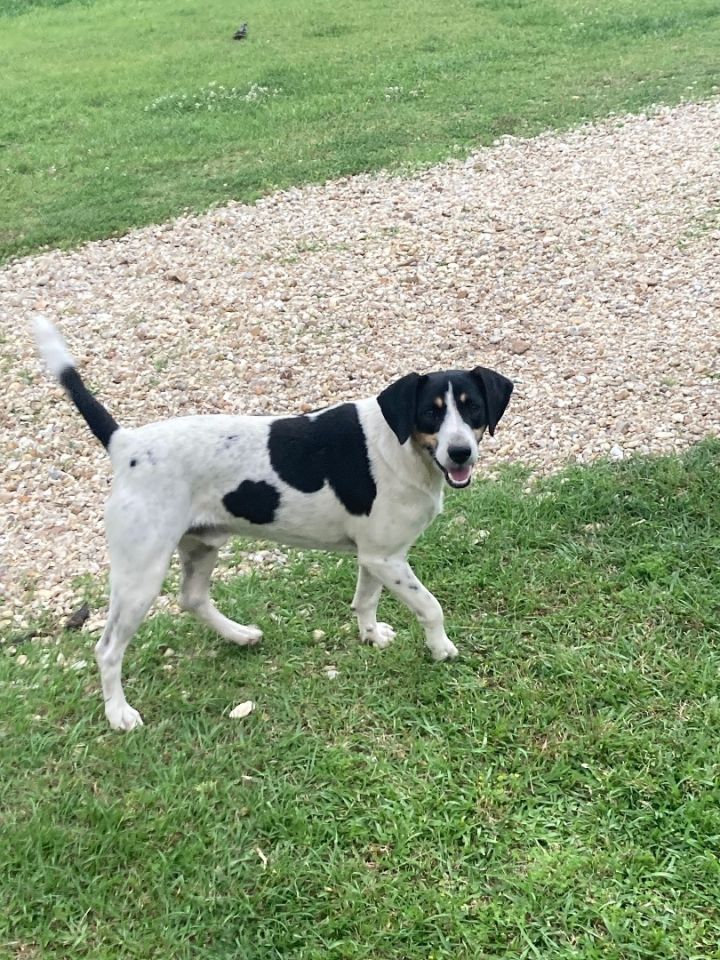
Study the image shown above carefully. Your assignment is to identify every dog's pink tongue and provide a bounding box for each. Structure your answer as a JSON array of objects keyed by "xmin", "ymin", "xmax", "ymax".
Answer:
[{"xmin": 449, "ymin": 466, "xmax": 471, "ymax": 484}]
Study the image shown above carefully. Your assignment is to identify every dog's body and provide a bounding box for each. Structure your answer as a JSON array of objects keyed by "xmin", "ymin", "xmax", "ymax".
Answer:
[
  {"xmin": 34, "ymin": 317, "xmax": 513, "ymax": 730},
  {"xmin": 107, "ymin": 405, "xmax": 438, "ymax": 555}
]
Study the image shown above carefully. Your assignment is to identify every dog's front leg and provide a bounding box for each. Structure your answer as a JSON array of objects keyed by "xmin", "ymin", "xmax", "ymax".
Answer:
[
  {"xmin": 358, "ymin": 555, "xmax": 458, "ymax": 661},
  {"xmin": 352, "ymin": 564, "xmax": 396, "ymax": 649}
]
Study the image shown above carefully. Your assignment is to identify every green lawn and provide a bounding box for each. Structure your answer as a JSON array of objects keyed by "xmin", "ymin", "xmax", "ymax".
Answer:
[
  {"xmin": 1, "ymin": 0, "xmax": 719, "ymax": 262},
  {"xmin": 2, "ymin": 441, "xmax": 719, "ymax": 958}
]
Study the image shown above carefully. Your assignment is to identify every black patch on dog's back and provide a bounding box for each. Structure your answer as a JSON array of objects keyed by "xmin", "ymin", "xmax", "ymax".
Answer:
[
  {"xmin": 269, "ymin": 404, "xmax": 376, "ymax": 516},
  {"xmin": 222, "ymin": 480, "xmax": 280, "ymax": 525},
  {"xmin": 269, "ymin": 416, "xmax": 323, "ymax": 493}
]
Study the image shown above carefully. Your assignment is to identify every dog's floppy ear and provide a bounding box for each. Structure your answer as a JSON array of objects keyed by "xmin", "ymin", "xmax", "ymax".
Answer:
[
  {"xmin": 377, "ymin": 372, "xmax": 423, "ymax": 445},
  {"xmin": 471, "ymin": 366, "xmax": 514, "ymax": 436}
]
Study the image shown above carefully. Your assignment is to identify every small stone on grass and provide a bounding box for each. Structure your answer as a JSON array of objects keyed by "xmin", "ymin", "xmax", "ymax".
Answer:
[{"xmin": 229, "ymin": 700, "xmax": 255, "ymax": 719}]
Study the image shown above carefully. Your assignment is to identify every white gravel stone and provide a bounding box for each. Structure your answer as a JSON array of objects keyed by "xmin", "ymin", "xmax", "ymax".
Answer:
[
  {"xmin": 229, "ymin": 700, "xmax": 255, "ymax": 719},
  {"xmin": 1, "ymin": 100, "xmax": 719, "ymax": 625}
]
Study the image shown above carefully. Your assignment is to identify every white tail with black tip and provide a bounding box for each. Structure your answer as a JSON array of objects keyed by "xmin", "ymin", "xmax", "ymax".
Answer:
[{"xmin": 32, "ymin": 316, "xmax": 120, "ymax": 450}]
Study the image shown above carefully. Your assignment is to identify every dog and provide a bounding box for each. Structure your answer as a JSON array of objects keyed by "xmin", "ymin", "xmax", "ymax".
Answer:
[{"xmin": 33, "ymin": 317, "xmax": 513, "ymax": 730}]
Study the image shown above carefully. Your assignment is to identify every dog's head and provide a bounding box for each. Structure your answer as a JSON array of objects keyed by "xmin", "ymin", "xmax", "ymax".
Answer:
[{"xmin": 377, "ymin": 367, "xmax": 514, "ymax": 488}]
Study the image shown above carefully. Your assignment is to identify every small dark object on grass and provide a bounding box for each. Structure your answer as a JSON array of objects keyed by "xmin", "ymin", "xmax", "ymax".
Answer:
[
  {"xmin": 66, "ymin": 603, "xmax": 90, "ymax": 631},
  {"xmin": 233, "ymin": 22, "xmax": 248, "ymax": 40}
]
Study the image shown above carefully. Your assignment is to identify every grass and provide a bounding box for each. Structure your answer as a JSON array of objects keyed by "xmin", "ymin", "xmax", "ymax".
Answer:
[
  {"xmin": 1, "ymin": 0, "xmax": 720, "ymax": 262},
  {"xmin": 1, "ymin": 439, "xmax": 719, "ymax": 958}
]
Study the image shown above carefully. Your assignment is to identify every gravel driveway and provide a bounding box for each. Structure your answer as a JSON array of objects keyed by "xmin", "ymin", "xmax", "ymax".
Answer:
[{"xmin": 1, "ymin": 100, "xmax": 719, "ymax": 629}]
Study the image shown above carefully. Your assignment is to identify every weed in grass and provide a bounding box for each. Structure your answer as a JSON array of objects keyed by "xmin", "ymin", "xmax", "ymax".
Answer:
[{"xmin": 145, "ymin": 82, "xmax": 282, "ymax": 115}]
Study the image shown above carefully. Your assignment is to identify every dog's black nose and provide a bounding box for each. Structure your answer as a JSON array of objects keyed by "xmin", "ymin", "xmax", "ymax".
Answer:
[{"xmin": 448, "ymin": 445, "xmax": 472, "ymax": 465}]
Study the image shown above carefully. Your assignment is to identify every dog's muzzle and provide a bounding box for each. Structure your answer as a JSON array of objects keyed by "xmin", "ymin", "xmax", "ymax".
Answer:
[{"xmin": 439, "ymin": 444, "xmax": 475, "ymax": 489}]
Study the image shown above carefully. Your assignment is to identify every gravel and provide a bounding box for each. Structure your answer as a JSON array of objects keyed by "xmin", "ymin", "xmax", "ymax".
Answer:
[{"xmin": 1, "ymin": 99, "xmax": 719, "ymax": 630}]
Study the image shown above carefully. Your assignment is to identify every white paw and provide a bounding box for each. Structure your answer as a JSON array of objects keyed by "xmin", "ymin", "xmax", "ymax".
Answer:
[
  {"xmin": 107, "ymin": 701, "xmax": 144, "ymax": 731},
  {"xmin": 373, "ymin": 622, "xmax": 397, "ymax": 648},
  {"xmin": 429, "ymin": 638, "xmax": 459, "ymax": 662},
  {"xmin": 224, "ymin": 623, "xmax": 263, "ymax": 646},
  {"xmin": 361, "ymin": 621, "xmax": 397, "ymax": 650}
]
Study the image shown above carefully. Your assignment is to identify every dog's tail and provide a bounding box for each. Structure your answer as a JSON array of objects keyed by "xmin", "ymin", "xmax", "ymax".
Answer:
[{"xmin": 33, "ymin": 316, "xmax": 120, "ymax": 450}]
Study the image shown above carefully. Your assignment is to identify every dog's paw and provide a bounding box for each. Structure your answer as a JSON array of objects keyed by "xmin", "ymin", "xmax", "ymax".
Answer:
[
  {"xmin": 361, "ymin": 622, "xmax": 397, "ymax": 650},
  {"xmin": 224, "ymin": 623, "xmax": 263, "ymax": 646},
  {"xmin": 107, "ymin": 701, "xmax": 144, "ymax": 731},
  {"xmin": 429, "ymin": 638, "xmax": 459, "ymax": 662},
  {"xmin": 373, "ymin": 622, "xmax": 397, "ymax": 649}
]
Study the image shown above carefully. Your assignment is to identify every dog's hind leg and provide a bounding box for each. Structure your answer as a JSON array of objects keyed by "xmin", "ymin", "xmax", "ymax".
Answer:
[
  {"xmin": 178, "ymin": 535, "xmax": 262, "ymax": 646},
  {"xmin": 351, "ymin": 563, "xmax": 396, "ymax": 650},
  {"xmin": 96, "ymin": 544, "xmax": 174, "ymax": 731}
]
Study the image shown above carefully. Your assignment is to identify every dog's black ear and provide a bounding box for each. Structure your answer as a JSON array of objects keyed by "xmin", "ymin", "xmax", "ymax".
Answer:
[
  {"xmin": 377, "ymin": 372, "xmax": 423, "ymax": 445},
  {"xmin": 471, "ymin": 366, "xmax": 514, "ymax": 436}
]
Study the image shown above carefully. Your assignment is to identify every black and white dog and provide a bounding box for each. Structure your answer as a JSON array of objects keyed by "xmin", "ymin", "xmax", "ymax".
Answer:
[{"xmin": 34, "ymin": 317, "xmax": 513, "ymax": 730}]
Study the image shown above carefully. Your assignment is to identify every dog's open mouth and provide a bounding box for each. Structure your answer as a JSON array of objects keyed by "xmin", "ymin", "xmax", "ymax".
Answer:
[
  {"xmin": 423, "ymin": 444, "xmax": 474, "ymax": 488},
  {"xmin": 441, "ymin": 463, "xmax": 473, "ymax": 489}
]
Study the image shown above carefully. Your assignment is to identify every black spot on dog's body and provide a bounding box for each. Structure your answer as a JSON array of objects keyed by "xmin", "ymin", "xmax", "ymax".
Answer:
[
  {"xmin": 269, "ymin": 417, "xmax": 322, "ymax": 493},
  {"xmin": 222, "ymin": 480, "xmax": 280, "ymax": 525},
  {"xmin": 269, "ymin": 404, "xmax": 376, "ymax": 516},
  {"xmin": 127, "ymin": 452, "xmax": 156, "ymax": 469}
]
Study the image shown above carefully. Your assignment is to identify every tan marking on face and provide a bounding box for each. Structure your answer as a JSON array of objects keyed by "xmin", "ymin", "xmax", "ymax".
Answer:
[
  {"xmin": 459, "ymin": 392, "xmax": 468, "ymax": 404},
  {"xmin": 413, "ymin": 431, "xmax": 439, "ymax": 451},
  {"xmin": 433, "ymin": 396, "xmax": 445, "ymax": 409},
  {"xmin": 474, "ymin": 426, "xmax": 486, "ymax": 440}
]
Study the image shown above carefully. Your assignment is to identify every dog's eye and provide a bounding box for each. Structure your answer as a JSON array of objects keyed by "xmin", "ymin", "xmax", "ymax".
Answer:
[
  {"xmin": 417, "ymin": 406, "xmax": 444, "ymax": 433},
  {"xmin": 458, "ymin": 397, "xmax": 486, "ymax": 427}
]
